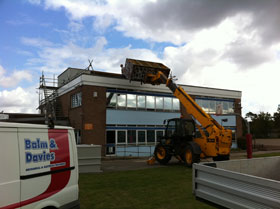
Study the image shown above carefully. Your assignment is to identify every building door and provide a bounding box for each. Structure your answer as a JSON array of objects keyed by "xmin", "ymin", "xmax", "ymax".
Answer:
[{"xmin": 106, "ymin": 130, "xmax": 115, "ymax": 155}]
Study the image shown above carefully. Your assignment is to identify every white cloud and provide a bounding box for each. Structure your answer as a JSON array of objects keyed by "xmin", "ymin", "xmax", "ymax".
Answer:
[
  {"xmin": 29, "ymin": 0, "xmax": 280, "ymax": 45},
  {"xmin": 21, "ymin": 37, "xmax": 53, "ymax": 48},
  {"xmin": 0, "ymin": 66, "xmax": 33, "ymax": 88},
  {"xmin": 159, "ymin": 16, "xmax": 280, "ymax": 115},
  {"xmin": 68, "ymin": 21, "xmax": 84, "ymax": 32},
  {"xmin": 22, "ymin": 0, "xmax": 280, "ymax": 116},
  {"xmin": 21, "ymin": 15, "xmax": 280, "ymax": 115},
  {"xmin": 16, "ymin": 49, "xmax": 33, "ymax": 56},
  {"xmin": 28, "ymin": 0, "xmax": 42, "ymax": 5},
  {"xmin": 0, "ymin": 86, "xmax": 38, "ymax": 113},
  {"xmin": 24, "ymin": 36, "xmax": 159, "ymax": 76}
]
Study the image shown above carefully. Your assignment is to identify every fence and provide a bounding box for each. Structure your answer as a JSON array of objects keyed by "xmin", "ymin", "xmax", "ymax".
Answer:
[
  {"xmin": 105, "ymin": 144, "xmax": 155, "ymax": 158},
  {"xmin": 77, "ymin": 144, "xmax": 102, "ymax": 173}
]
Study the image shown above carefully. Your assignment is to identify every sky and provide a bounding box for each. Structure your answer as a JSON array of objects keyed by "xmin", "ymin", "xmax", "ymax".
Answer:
[{"xmin": 0, "ymin": 0, "xmax": 280, "ymax": 116}]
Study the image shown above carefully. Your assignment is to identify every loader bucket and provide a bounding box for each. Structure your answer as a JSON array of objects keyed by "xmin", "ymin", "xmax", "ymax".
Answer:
[{"xmin": 121, "ymin": 58, "xmax": 170, "ymax": 84}]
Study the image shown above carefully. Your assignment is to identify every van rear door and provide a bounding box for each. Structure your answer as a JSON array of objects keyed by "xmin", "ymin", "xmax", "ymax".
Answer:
[{"xmin": 0, "ymin": 127, "xmax": 20, "ymax": 208}]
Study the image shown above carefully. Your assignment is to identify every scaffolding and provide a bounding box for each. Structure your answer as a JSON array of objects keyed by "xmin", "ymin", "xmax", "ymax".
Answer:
[{"xmin": 38, "ymin": 73, "xmax": 59, "ymax": 124}]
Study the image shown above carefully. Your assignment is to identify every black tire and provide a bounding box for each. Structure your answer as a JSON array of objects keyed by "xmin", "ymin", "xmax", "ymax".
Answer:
[
  {"xmin": 183, "ymin": 145, "xmax": 200, "ymax": 167},
  {"xmin": 154, "ymin": 144, "xmax": 171, "ymax": 165},
  {"xmin": 213, "ymin": 155, "xmax": 230, "ymax": 161}
]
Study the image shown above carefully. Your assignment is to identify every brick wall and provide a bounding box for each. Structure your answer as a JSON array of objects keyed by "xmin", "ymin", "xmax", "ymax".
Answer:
[
  {"xmin": 58, "ymin": 85, "xmax": 107, "ymax": 149},
  {"xmin": 81, "ymin": 85, "xmax": 106, "ymax": 147},
  {"xmin": 234, "ymin": 98, "xmax": 243, "ymax": 138},
  {"xmin": 59, "ymin": 86, "xmax": 83, "ymax": 132}
]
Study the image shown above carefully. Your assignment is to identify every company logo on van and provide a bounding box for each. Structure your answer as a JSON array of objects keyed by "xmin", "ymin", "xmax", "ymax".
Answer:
[{"xmin": 24, "ymin": 138, "xmax": 58, "ymax": 163}]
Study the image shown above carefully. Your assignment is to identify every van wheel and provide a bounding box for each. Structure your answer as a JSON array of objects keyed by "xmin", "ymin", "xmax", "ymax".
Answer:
[
  {"xmin": 154, "ymin": 144, "xmax": 171, "ymax": 165},
  {"xmin": 184, "ymin": 145, "xmax": 200, "ymax": 167}
]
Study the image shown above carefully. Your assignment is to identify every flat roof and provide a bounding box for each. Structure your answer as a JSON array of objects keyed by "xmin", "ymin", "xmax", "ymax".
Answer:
[
  {"xmin": 57, "ymin": 68, "xmax": 242, "ymax": 99},
  {"xmin": 0, "ymin": 122, "xmax": 73, "ymax": 129}
]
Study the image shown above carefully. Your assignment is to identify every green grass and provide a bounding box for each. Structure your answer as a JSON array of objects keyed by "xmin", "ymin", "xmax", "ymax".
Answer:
[
  {"xmin": 79, "ymin": 166, "xmax": 215, "ymax": 209},
  {"xmin": 253, "ymin": 152, "xmax": 280, "ymax": 158}
]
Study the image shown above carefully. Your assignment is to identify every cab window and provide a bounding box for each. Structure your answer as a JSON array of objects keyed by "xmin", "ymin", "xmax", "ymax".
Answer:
[{"xmin": 166, "ymin": 120, "xmax": 176, "ymax": 138}]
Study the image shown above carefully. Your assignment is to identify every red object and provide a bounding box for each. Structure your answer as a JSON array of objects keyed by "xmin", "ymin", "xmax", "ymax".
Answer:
[{"xmin": 246, "ymin": 134, "xmax": 253, "ymax": 159}]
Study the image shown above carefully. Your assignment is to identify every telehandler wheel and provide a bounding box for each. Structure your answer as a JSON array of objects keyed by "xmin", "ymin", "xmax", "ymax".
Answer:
[
  {"xmin": 184, "ymin": 145, "xmax": 200, "ymax": 167},
  {"xmin": 213, "ymin": 154, "xmax": 230, "ymax": 161},
  {"xmin": 154, "ymin": 144, "xmax": 171, "ymax": 165}
]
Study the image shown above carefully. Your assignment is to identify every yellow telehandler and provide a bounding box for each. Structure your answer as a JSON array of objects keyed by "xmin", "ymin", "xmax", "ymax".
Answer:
[{"xmin": 122, "ymin": 58, "xmax": 232, "ymax": 167}]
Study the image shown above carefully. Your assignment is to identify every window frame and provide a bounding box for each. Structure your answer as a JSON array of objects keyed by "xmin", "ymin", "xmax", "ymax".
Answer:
[
  {"xmin": 116, "ymin": 130, "xmax": 126, "ymax": 144},
  {"xmin": 137, "ymin": 130, "xmax": 146, "ymax": 144},
  {"xmin": 71, "ymin": 92, "xmax": 82, "ymax": 108}
]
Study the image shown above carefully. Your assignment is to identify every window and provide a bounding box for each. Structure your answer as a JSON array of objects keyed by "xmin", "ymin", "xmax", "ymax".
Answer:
[
  {"xmin": 117, "ymin": 94, "xmax": 126, "ymax": 108},
  {"xmin": 155, "ymin": 97, "xmax": 163, "ymax": 110},
  {"xmin": 216, "ymin": 101, "xmax": 222, "ymax": 114},
  {"xmin": 146, "ymin": 96, "xmax": 155, "ymax": 109},
  {"xmin": 107, "ymin": 128, "xmax": 166, "ymax": 145},
  {"xmin": 166, "ymin": 120, "xmax": 176, "ymax": 138},
  {"xmin": 173, "ymin": 98, "xmax": 180, "ymax": 111},
  {"xmin": 138, "ymin": 130, "xmax": 146, "ymax": 143},
  {"xmin": 223, "ymin": 101, "xmax": 234, "ymax": 114},
  {"xmin": 71, "ymin": 92, "xmax": 82, "ymax": 108},
  {"xmin": 117, "ymin": 130, "xmax": 126, "ymax": 144},
  {"xmin": 106, "ymin": 91, "xmax": 182, "ymax": 112},
  {"xmin": 222, "ymin": 101, "xmax": 229, "ymax": 113},
  {"xmin": 147, "ymin": 130, "xmax": 155, "ymax": 143},
  {"xmin": 127, "ymin": 94, "xmax": 136, "ymax": 108},
  {"xmin": 228, "ymin": 102, "xmax": 234, "ymax": 113},
  {"xmin": 156, "ymin": 130, "xmax": 164, "ymax": 142},
  {"xmin": 127, "ymin": 130, "xmax": 136, "ymax": 144},
  {"xmin": 106, "ymin": 131, "xmax": 116, "ymax": 155},
  {"xmin": 106, "ymin": 93, "xmax": 117, "ymax": 108},
  {"xmin": 195, "ymin": 98, "xmax": 235, "ymax": 114},
  {"xmin": 209, "ymin": 100, "xmax": 216, "ymax": 114},
  {"xmin": 201, "ymin": 100, "xmax": 209, "ymax": 112},
  {"xmin": 181, "ymin": 121, "xmax": 195, "ymax": 137},
  {"xmin": 164, "ymin": 97, "xmax": 172, "ymax": 110},
  {"xmin": 74, "ymin": 130, "xmax": 81, "ymax": 144},
  {"xmin": 137, "ymin": 95, "xmax": 146, "ymax": 109},
  {"xmin": 106, "ymin": 130, "xmax": 116, "ymax": 144}
]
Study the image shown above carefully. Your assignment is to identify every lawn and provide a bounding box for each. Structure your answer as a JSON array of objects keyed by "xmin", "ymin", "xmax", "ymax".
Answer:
[
  {"xmin": 253, "ymin": 152, "xmax": 280, "ymax": 158},
  {"xmin": 79, "ymin": 166, "xmax": 215, "ymax": 209}
]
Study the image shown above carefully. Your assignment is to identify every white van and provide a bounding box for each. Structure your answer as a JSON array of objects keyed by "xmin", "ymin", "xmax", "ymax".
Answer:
[{"xmin": 0, "ymin": 122, "xmax": 79, "ymax": 209}]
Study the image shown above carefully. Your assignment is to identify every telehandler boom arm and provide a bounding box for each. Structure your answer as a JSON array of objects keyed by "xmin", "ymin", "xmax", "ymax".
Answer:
[
  {"xmin": 122, "ymin": 58, "xmax": 232, "ymax": 157},
  {"xmin": 147, "ymin": 72, "xmax": 224, "ymax": 132}
]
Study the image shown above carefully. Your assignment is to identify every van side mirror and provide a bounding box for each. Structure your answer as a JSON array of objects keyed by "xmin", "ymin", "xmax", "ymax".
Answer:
[{"xmin": 163, "ymin": 120, "xmax": 166, "ymax": 125}]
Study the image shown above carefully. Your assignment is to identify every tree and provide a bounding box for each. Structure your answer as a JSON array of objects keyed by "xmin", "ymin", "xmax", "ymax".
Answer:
[
  {"xmin": 273, "ymin": 107, "xmax": 280, "ymax": 128},
  {"xmin": 273, "ymin": 107, "xmax": 280, "ymax": 137},
  {"xmin": 245, "ymin": 111, "xmax": 273, "ymax": 138}
]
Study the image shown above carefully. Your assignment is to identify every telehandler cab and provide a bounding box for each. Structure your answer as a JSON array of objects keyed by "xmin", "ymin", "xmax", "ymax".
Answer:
[
  {"xmin": 155, "ymin": 118, "xmax": 201, "ymax": 166},
  {"xmin": 121, "ymin": 58, "xmax": 232, "ymax": 167}
]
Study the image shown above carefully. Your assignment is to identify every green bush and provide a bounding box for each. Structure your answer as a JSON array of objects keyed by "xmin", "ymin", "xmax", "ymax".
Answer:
[{"xmin": 237, "ymin": 136, "xmax": 247, "ymax": 150}]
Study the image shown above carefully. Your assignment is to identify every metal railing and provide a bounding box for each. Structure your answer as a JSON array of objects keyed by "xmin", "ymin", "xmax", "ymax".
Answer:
[
  {"xmin": 104, "ymin": 144, "xmax": 155, "ymax": 158},
  {"xmin": 39, "ymin": 76, "xmax": 58, "ymax": 88}
]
